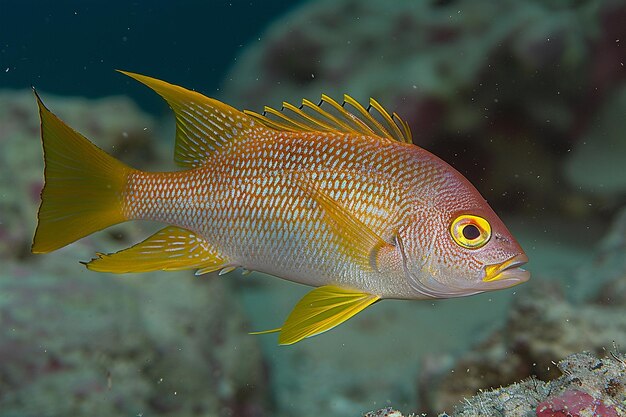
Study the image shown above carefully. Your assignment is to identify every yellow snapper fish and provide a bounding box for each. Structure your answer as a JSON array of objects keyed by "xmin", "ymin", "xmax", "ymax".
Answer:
[{"xmin": 32, "ymin": 71, "xmax": 529, "ymax": 345}]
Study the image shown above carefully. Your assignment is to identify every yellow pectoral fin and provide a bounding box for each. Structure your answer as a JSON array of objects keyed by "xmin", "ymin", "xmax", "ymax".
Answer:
[
  {"xmin": 276, "ymin": 285, "xmax": 380, "ymax": 345},
  {"xmin": 85, "ymin": 226, "xmax": 229, "ymax": 274},
  {"xmin": 297, "ymin": 181, "xmax": 391, "ymax": 272}
]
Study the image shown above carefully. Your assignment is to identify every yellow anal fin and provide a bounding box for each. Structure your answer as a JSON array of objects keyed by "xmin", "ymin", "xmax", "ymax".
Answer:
[
  {"xmin": 244, "ymin": 94, "xmax": 412, "ymax": 144},
  {"xmin": 275, "ymin": 286, "xmax": 380, "ymax": 345},
  {"xmin": 117, "ymin": 71, "xmax": 259, "ymax": 168},
  {"xmin": 85, "ymin": 226, "xmax": 228, "ymax": 274},
  {"xmin": 298, "ymin": 181, "xmax": 391, "ymax": 272},
  {"xmin": 249, "ymin": 328, "xmax": 281, "ymax": 336}
]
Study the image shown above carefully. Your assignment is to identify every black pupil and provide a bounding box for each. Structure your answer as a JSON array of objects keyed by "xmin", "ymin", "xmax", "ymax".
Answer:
[{"xmin": 462, "ymin": 224, "xmax": 481, "ymax": 240}]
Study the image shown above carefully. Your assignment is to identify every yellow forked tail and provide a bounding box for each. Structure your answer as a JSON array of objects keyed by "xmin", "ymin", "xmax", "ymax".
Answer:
[{"xmin": 31, "ymin": 90, "xmax": 133, "ymax": 253}]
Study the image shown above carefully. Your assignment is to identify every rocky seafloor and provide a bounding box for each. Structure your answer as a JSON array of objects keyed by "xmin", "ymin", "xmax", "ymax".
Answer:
[
  {"xmin": 1, "ymin": 0, "xmax": 626, "ymax": 410},
  {"xmin": 368, "ymin": 350, "xmax": 626, "ymax": 416},
  {"xmin": 1, "ymin": 81, "xmax": 625, "ymax": 416}
]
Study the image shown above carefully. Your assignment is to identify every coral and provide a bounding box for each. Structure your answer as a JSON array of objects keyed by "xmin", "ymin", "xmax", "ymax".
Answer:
[
  {"xmin": 453, "ymin": 352, "xmax": 626, "ymax": 417},
  {"xmin": 364, "ymin": 352, "xmax": 626, "ymax": 417},
  {"xmin": 221, "ymin": 0, "xmax": 626, "ymax": 221},
  {"xmin": 363, "ymin": 408, "xmax": 406, "ymax": 417},
  {"xmin": 536, "ymin": 389, "xmax": 619, "ymax": 417}
]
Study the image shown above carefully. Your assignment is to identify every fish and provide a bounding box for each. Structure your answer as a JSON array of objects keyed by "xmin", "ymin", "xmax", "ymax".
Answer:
[{"xmin": 31, "ymin": 71, "xmax": 530, "ymax": 345}]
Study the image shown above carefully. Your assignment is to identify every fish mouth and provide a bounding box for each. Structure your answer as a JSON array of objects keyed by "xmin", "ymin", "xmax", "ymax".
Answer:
[{"xmin": 482, "ymin": 254, "xmax": 530, "ymax": 288}]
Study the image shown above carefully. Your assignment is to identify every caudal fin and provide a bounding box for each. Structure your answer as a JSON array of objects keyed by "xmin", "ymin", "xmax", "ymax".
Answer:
[{"xmin": 32, "ymin": 90, "xmax": 134, "ymax": 253}]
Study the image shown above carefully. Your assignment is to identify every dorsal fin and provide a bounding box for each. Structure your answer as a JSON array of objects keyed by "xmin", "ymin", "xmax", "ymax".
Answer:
[
  {"xmin": 244, "ymin": 94, "xmax": 412, "ymax": 144},
  {"xmin": 118, "ymin": 71, "xmax": 258, "ymax": 168}
]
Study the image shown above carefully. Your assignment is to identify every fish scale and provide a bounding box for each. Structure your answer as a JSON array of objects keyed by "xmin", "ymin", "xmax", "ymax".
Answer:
[{"xmin": 32, "ymin": 71, "xmax": 529, "ymax": 344}]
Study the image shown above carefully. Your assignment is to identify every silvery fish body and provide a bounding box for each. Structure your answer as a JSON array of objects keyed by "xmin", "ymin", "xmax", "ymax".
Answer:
[{"xmin": 32, "ymin": 72, "xmax": 529, "ymax": 344}]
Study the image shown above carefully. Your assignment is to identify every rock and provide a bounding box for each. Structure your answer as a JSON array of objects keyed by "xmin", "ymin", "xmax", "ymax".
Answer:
[
  {"xmin": 364, "ymin": 351, "xmax": 626, "ymax": 417},
  {"xmin": 454, "ymin": 352, "xmax": 626, "ymax": 417},
  {"xmin": 0, "ymin": 262, "xmax": 266, "ymax": 417}
]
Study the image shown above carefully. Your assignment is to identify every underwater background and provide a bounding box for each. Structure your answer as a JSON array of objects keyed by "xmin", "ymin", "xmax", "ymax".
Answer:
[{"xmin": 1, "ymin": 1, "xmax": 626, "ymax": 416}]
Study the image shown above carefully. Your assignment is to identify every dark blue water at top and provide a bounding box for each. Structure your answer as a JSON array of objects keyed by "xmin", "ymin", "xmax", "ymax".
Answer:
[{"xmin": 0, "ymin": 1, "xmax": 301, "ymax": 109}]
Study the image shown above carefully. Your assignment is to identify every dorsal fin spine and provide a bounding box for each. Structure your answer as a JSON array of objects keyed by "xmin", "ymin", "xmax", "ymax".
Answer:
[
  {"xmin": 264, "ymin": 106, "xmax": 307, "ymax": 131},
  {"xmin": 369, "ymin": 98, "xmax": 404, "ymax": 142},
  {"xmin": 321, "ymin": 95, "xmax": 375, "ymax": 136},
  {"xmin": 281, "ymin": 102, "xmax": 333, "ymax": 131},
  {"xmin": 244, "ymin": 92, "xmax": 413, "ymax": 144},
  {"xmin": 243, "ymin": 110, "xmax": 296, "ymax": 132},
  {"xmin": 343, "ymin": 95, "xmax": 392, "ymax": 140},
  {"xmin": 393, "ymin": 112, "xmax": 412, "ymax": 144},
  {"xmin": 301, "ymin": 99, "xmax": 352, "ymax": 131}
]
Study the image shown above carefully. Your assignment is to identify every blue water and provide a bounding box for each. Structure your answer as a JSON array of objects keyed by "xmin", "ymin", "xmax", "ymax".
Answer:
[
  {"xmin": 1, "ymin": 1, "xmax": 300, "ymax": 103},
  {"xmin": 1, "ymin": 1, "xmax": 625, "ymax": 416}
]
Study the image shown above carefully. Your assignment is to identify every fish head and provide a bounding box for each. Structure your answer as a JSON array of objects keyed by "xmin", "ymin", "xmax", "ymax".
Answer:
[{"xmin": 396, "ymin": 177, "xmax": 529, "ymax": 299}]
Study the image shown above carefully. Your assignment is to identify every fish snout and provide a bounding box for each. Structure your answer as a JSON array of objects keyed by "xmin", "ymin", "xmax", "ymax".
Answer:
[{"xmin": 481, "ymin": 253, "xmax": 530, "ymax": 289}]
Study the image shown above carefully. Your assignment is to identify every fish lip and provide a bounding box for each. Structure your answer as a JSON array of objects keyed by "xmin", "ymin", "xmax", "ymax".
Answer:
[{"xmin": 482, "ymin": 253, "xmax": 530, "ymax": 284}]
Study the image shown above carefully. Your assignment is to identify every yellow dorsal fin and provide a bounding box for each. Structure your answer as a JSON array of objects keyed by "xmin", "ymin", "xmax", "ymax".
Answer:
[
  {"xmin": 297, "ymin": 181, "xmax": 391, "ymax": 272},
  {"xmin": 277, "ymin": 286, "xmax": 380, "ymax": 345},
  {"xmin": 244, "ymin": 94, "xmax": 412, "ymax": 144},
  {"xmin": 118, "ymin": 71, "xmax": 258, "ymax": 168},
  {"xmin": 85, "ymin": 226, "xmax": 229, "ymax": 274}
]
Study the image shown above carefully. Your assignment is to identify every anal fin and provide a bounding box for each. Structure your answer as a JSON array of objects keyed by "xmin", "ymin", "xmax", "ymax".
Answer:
[
  {"xmin": 252, "ymin": 285, "xmax": 380, "ymax": 345},
  {"xmin": 85, "ymin": 226, "xmax": 229, "ymax": 275}
]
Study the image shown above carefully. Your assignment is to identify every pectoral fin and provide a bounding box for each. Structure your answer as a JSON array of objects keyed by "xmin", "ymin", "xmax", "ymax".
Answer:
[
  {"xmin": 265, "ymin": 285, "xmax": 380, "ymax": 345},
  {"xmin": 298, "ymin": 181, "xmax": 391, "ymax": 272},
  {"xmin": 85, "ymin": 226, "xmax": 229, "ymax": 275}
]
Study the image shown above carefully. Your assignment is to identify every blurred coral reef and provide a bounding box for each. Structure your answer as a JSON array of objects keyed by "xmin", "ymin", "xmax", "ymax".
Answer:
[
  {"xmin": 222, "ymin": 0, "xmax": 626, "ymax": 222},
  {"xmin": 454, "ymin": 351, "xmax": 626, "ymax": 416},
  {"xmin": 367, "ymin": 350, "xmax": 626, "ymax": 416},
  {"xmin": 0, "ymin": 90, "xmax": 266, "ymax": 416}
]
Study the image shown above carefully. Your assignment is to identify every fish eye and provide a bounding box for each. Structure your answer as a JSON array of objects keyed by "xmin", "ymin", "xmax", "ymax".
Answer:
[{"xmin": 450, "ymin": 215, "xmax": 491, "ymax": 249}]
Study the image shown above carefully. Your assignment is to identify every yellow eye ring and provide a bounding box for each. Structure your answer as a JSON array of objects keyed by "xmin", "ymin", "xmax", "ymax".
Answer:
[{"xmin": 450, "ymin": 215, "xmax": 491, "ymax": 249}]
